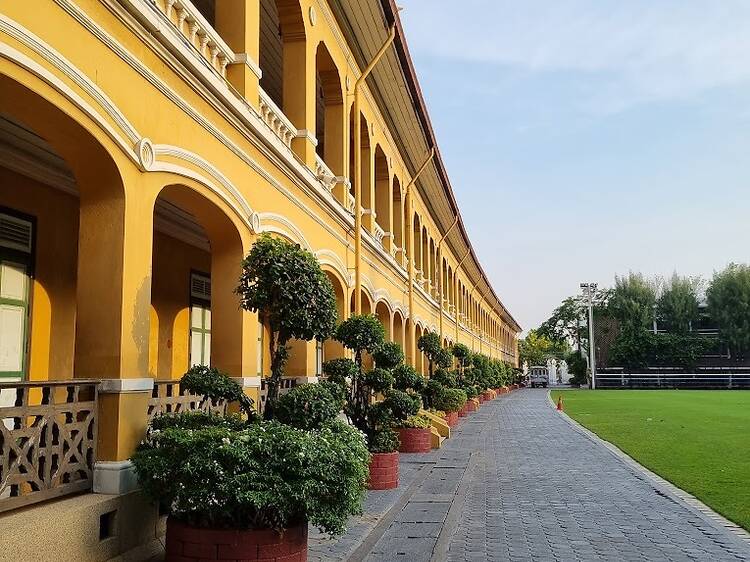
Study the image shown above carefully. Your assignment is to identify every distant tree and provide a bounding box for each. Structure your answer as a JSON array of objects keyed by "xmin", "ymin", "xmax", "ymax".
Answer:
[
  {"xmin": 608, "ymin": 272, "xmax": 658, "ymax": 333},
  {"xmin": 518, "ymin": 330, "xmax": 569, "ymax": 367},
  {"xmin": 707, "ymin": 263, "xmax": 750, "ymax": 358},
  {"xmin": 657, "ymin": 274, "xmax": 701, "ymax": 334},
  {"xmin": 236, "ymin": 234, "xmax": 337, "ymax": 419}
]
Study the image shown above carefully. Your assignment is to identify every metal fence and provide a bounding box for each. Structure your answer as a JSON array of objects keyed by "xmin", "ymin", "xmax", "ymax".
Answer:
[{"xmin": 596, "ymin": 373, "xmax": 750, "ymax": 389}]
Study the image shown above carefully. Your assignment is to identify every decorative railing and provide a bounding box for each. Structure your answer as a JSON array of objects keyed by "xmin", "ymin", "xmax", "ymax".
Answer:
[
  {"xmin": 158, "ymin": 0, "xmax": 235, "ymax": 78},
  {"xmin": 0, "ymin": 380, "xmax": 99, "ymax": 513},
  {"xmin": 345, "ymin": 192, "xmax": 356, "ymax": 214},
  {"xmin": 259, "ymin": 89, "xmax": 297, "ymax": 149},
  {"xmin": 315, "ymin": 155, "xmax": 337, "ymax": 193},
  {"xmin": 147, "ymin": 380, "xmax": 227, "ymax": 420},
  {"xmin": 373, "ymin": 223, "xmax": 386, "ymax": 247}
]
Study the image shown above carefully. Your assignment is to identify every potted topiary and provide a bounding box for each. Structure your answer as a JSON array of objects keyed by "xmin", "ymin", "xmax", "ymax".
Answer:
[
  {"xmin": 133, "ymin": 369, "xmax": 369, "ymax": 562},
  {"xmin": 433, "ymin": 387, "xmax": 467, "ymax": 428},
  {"xmin": 394, "ymin": 413, "xmax": 432, "ymax": 453},
  {"xmin": 418, "ymin": 332, "xmax": 452, "ymax": 377},
  {"xmin": 330, "ymin": 315, "xmax": 421, "ymax": 490},
  {"xmin": 236, "ymin": 234, "xmax": 338, "ymax": 420}
]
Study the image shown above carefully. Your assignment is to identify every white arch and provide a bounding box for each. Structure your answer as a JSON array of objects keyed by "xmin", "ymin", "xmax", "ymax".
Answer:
[
  {"xmin": 315, "ymin": 249, "xmax": 352, "ymax": 287},
  {"xmin": 257, "ymin": 212, "xmax": 313, "ymax": 251}
]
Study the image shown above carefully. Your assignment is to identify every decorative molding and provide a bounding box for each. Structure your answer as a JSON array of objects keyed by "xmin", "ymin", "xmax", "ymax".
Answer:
[
  {"xmin": 98, "ymin": 378, "xmax": 154, "ymax": 393},
  {"xmin": 257, "ymin": 212, "xmax": 313, "ymax": 251},
  {"xmin": 231, "ymin": 376, "xmax": 261, "ymax": 387},
  {"xmin": 93, "ymin": 460, "xmax": 138, "ymax": 495},
  {"xmin": 231, "ymin": 53, "xmax": 262, "ymax": 80},
  {"xmin": 316, "ymin": 249, "xmax": 353, "ymax": 287}
]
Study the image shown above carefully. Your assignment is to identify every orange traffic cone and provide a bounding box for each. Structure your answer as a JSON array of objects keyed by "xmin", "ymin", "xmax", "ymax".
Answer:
[{"xmin": 556, "ymin": 396, "xmax": 563, "ymax": 411}]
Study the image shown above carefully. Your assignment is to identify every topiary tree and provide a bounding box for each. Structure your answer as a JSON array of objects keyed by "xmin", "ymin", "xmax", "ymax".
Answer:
[
  {"xmin": 451, "ymin": 343, "xmax": 471, "ymax": 381},
  {"xmin": 418, "ymin": 332, "xmax": 450, "ymax": 376},
  {"xmin": 181, "ymin": 365, "xmax": 256, "ymax": 420},
  {"xmin": 373, "ymin": 341, "xmax": 405, "ymax": 370},
  {"xmin": 236, "ymin": 234, "xmax": 337, "ymax": 419},
  {"xmin": 334, "ymin": 318, "xmax": 425, "ymax": 452}
]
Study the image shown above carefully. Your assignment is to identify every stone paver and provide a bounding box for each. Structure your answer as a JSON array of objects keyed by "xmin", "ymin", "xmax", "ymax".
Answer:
[{"xmin": 310, "ymin": 389, "xmax": 750, "ymax": 561}]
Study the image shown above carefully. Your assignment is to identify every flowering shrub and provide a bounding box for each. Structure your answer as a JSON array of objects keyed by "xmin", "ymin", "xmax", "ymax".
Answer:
[
  {"xmin": 132, "ymin": 368, "xmax": 369, "ymax": 536},
  {"xmin": 132, "ymin": 418, "xmax": 369, "ymax": 535}
]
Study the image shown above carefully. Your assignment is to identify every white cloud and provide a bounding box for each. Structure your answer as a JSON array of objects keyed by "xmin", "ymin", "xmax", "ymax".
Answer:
[{"xmin": 399, "ymin": 0, "xmax": 750, "ymax": 110}]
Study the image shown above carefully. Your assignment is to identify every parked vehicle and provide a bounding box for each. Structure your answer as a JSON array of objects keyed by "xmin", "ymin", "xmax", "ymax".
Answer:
[{"xmin": 528, "ymin": 366, "xmax": 549, "ymax": 388}]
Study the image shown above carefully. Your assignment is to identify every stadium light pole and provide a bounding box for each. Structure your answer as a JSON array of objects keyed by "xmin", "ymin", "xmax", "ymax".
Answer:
[{"xmin": 581, "ymin": 283, "xmax": 597, "ymax": 390}]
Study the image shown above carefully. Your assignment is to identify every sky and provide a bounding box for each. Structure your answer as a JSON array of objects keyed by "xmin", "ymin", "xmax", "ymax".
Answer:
[{"xmin": 397, "ymin": 0, "xmax": 750, "ymax": 334}]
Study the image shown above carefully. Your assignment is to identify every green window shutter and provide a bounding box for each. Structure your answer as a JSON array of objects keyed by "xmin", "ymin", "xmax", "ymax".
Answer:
[{"xmin": 189, "ymin": 273, "xmax": 211, "ymax": 367}]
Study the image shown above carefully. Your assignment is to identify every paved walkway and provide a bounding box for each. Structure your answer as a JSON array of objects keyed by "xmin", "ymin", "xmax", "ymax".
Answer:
[{"xmin": 309, "ymin": 389, "xmax": 750, "ymax": 562}]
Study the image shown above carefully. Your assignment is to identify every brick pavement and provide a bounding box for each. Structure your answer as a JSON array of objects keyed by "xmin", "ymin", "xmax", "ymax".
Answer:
[{"xmin": 309, "ymin": 389, "xmax": 750, "ymax": 562}]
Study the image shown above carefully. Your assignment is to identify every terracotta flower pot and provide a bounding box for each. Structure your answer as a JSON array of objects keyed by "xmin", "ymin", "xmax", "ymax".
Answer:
[
  {"xmin": 369, "ymin": 451, "xmax": 399, "ymax": 490},
  {"xmin": 165, "ymin": 518, "xmax": 308, "ymax": 562},
  {"xmin": 478, "ymin": 394, "xmax": 485, "ymax": 404},
  {"xmin": 483, "ymin": 391, "xmax": 493, "ymax": 401},
  {"xmin": 445, "ymin": 411, "xmax": 459, "ymax": 427},
  {"xmin": 466, "ymin": 400, "xmax": 478, "ymax": 413},
  {"xmin": 398, "ymin": 427, "xmax": 432, "ymax": 453},
  {"xmin": 458, "ymin": 403, "xmax": 468, "ymax": 417}
]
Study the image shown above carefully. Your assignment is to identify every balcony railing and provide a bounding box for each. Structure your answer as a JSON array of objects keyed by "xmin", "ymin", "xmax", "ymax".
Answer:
[
  {"xmin": 158, "ymin": 0, "xmax": 235, "ymax": 78},
  {"xmin": 315, "ymin": 155, "xmax": 337, "ymax": 193},
  {"xmin": 373, "ymin": 223, "xmax": 386, "ymax": 247},
  {"xmin": 345, "ymin": 192, "xmax": 356, "ymax": 215},
  {"xmin": 0, "ymin": 380, "xmax": 99, "ymax": 513},
  {"xmin": 259, "ymin": 89, "xmax": 297, "ymax": 149},
  {"xmin": 148, "ymin": 380, "xmax": 227, "ymax": 420}
]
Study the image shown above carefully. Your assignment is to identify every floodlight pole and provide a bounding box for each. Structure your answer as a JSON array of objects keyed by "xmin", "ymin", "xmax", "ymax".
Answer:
[{"xmin": 581, "ymin": 282, "xmax": 598, "ymax": 390}]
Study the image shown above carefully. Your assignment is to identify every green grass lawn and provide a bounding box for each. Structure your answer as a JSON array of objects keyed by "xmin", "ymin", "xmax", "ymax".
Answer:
[{"xmin": 551, "ymin": 390, "xmax": 750, "ymax": 531}]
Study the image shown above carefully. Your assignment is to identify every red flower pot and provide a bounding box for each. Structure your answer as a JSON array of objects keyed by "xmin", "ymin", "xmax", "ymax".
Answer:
[
  {"xmin": 478, "ymin": 394, "xmax": 485, "ymax": 404},
  {"xmin": 369, "ymin": 451, "xmax": 399, "ymax": 490},
  {"xmin": 398, "ymin": 427, "xmax": 432, "ymax": 453},
  {"xmin": 458, "ymin": 403, "xmax": 468, "ymax": 417},
  {"xmin": 166, "ymin": 518, "xmax": 308, "ymax": 562},
  {"xmin": 466, "ymin": 400, "xmax": 478, "ymax": 413},
  {"xmin": 445, "ymin": 411, "xmax": 459, "ymax": 427}
]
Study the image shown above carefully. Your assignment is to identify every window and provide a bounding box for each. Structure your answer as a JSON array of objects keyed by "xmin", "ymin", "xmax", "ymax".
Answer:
[
  {"xmin": 315, "ymin": 340, "xmax": 323, "ymax": 376},
  {"xmin": 0, "ymin": 211, "xmax": 33, "ymax": 379},
  {"xmin": 257, "ymin": 321, "xmax": 264, "ymax": 376},
  {"xmin": 189, "ymin": 272, "xmax": 211, "ymax": 367}
]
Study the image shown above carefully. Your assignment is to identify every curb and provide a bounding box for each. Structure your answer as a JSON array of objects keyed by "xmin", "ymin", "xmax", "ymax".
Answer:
[{"xmin": 546, "ymin": 390, "xmax": 750, "ymax": 549}]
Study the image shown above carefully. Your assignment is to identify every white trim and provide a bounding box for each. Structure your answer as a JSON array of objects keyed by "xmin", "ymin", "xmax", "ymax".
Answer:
[
  {"xmin": 295, "ymin": 376, "xmax": 319, "ymax": 384},
  {"xmin": 257, "ymin": 212, "xmax": 313, "ymax": 251},
  {"xmin": 231, "ymin": 52, "xmax": 262, "ymax": 80},
  {"xmin": 93, "ymin": 460, "xmax": 139, "ymax": 495},
  {"xmin": 231, "ymin": 376, "xmax": 262, "ymax": 388},
  {"xmin": 98, "ymin": 378, "xmax": 154, "ymax": 393}
]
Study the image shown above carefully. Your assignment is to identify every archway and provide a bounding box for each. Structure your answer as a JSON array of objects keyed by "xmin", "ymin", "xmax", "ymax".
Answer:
[
  {"xmin": 375, "ymin": 300, "xmax": 392, "ymax": 342},
  {"xmin": 259, "ymin": 0, "xmax": 307, "ymax": 131},
  {"xmin": 150, "ymin": 184, "xmax": 247, "ymax": 379},
  {"xmin": 374, "ymin": 145, "xmax": 389, "ymax": 237},
  {"xmin": 315, "ymin": 43, "xmax": 344, "ymax": 175},
  {"xmin": 322, "ymin": 269, "xmax": 347, "ymax": 362},
  {"xmin": 0, "ymin": 73, "xmax": 133, "ymax": 383},
  {"xmin": 414, "ymin": 324, "xmax": 425, "ymax": 375},
  {"xmin": 393, "ymin": 310, "xmax": 405, "ymax": 352}
]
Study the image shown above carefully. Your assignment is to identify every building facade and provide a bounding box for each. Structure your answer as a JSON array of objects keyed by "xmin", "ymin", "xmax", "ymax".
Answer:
[{"xmin": 0, "ymin": 0, "xmax": 520, "ymax": 559}]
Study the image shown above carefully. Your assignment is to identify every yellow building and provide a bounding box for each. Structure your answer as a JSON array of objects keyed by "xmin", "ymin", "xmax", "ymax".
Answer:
[{"xmin": 0, "ymin": 0, "xmax": 520, "ymax": 559}]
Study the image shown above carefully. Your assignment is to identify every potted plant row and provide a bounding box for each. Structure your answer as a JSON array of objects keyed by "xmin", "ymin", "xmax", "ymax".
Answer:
[
  {"xmin": 132, "ymin": 368, "xmax": 369, "ymax": 562},
  {"xmin": 325, "ymin": 315, "xmax": 424, "ymax": 490}
]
